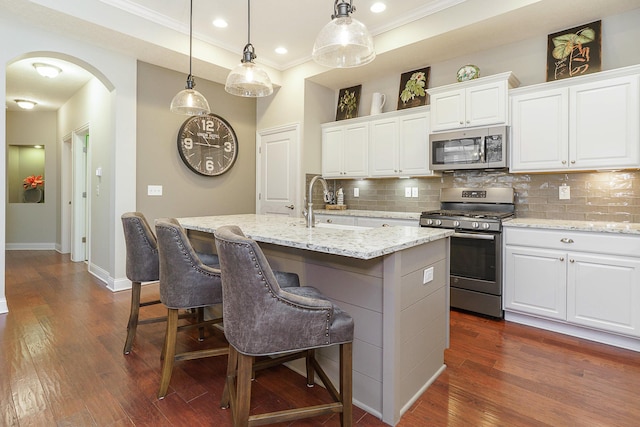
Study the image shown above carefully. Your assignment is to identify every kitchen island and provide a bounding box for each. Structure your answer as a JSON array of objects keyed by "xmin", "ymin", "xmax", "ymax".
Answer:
[{"xmin": 178, "ymin": 214, "xmax": 452, "ymax": 426}]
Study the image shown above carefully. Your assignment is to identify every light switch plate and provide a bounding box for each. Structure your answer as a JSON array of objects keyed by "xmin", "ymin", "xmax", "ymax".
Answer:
[
  {"xmin": 353, "ymin": 188, "xmax": 359, "ymax": 197},
  {"xmin": 148, "ymin": 185, "xmax": 163, "ymax": 196},
  {"xmin": 559, "ymin": 185, "xmax": 570, "ymax": 200},
  {"xmin": 412, "ymin": 187, "xmax": 418, "ymax": 197},
  {"xmin": 405, "ymin": 187, "xmax": 412, "ymax": 197},
  {"xmin": 423, "ymin": 267, "xmax": 434, "ymax": 284}
]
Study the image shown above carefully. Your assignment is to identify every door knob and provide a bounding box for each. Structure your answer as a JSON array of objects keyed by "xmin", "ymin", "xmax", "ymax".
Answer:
[{"xmin": 285, "ymin": 205, "xmax": 294, "ymax": 210}]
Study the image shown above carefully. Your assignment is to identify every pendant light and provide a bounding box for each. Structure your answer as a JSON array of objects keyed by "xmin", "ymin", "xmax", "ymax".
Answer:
[
  {"xmin": 312, "ymin": 0, "xmax": 376, "ymax": 68},
  {"xmin": 170, "ymin": 0, "xmax": 210, "ymax": 115},
  {"xmin": 225, "ymin": 0, "xmax": 273, "ymax": 97}
]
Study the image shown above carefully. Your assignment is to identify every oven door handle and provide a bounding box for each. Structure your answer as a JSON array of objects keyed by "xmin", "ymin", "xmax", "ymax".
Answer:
[{"xmin": 452, "ymin": 232, "xmax": 495, "ymax": 241}]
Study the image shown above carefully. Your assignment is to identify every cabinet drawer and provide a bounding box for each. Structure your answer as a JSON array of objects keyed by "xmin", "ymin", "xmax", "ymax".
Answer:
[{"xmin": 504, "ymin": 227, "xmax": 640, "ymax": 256}]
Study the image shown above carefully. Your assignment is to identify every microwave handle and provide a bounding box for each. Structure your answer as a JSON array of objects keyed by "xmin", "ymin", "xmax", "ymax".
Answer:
[{"xmin": 479, "ymin": 136, "xmax": 486, "ymax": 162}]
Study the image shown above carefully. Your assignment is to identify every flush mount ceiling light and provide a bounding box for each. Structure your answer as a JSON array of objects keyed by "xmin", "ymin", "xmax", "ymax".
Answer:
[
  {"xmin": 225, "ymin": 0, "xmax": 273, "ymax": 97},
  {"xmin": 33, "ymin": 63, "xmax": 62, "ymax": 78},
  {"xmin": 312, "ymin": 0, "xmax": 376, "ymax": 68},
  {"xmin": 15, "ymin": 99, "xmax": 37, "ymax": 110},
  {"xmin": 170, "ymin": 0, "xmax": 210, "ymax": 115}
]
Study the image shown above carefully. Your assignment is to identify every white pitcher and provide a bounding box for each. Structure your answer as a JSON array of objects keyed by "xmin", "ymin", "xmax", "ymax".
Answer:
[{"xmin": 370, "ymin": 92, "xmax": 386, "ymax": 115}]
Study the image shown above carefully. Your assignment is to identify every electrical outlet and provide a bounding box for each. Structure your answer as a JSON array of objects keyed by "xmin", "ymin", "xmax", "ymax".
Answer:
[
  {"xmin": 148, "ymin": 185, "xmax": 163, "ymax": 196},
  {"xmin": 405, "ymin": 187, "xmax": 412, "ymax": 198},
  {"xmin": 559, "ymin": 185, "xmax": 570, "ymax": 200},
  {"xmin": 412, "ymin": 187, "xmax": 418, "ymax": 197},
  {"xmin": 353, "ymin": 188, "xmax": 359, "ymax": 197},
  {"xmin": 423, "ymin": 267, "xmax": 434, "ymax": 284}
]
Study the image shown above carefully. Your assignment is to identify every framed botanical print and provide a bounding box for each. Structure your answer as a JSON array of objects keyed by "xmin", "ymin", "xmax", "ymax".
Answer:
[
  {"xmin": 397, "ymin": 67, "xmax": 430, "ymax": 110},
  {"xmin": 335, "ymin": 85, "xmax": 361, "ymax": 121},
  {"xmin": 546, "ymin": 20, "xmax": 601, "ymax": 82}
]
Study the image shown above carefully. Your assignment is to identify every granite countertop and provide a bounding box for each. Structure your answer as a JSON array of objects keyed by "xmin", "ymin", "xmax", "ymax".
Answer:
[
  {"xmin": 504, "ymin": 218, "xmax": 640, "ymax": 235},
  {"xmin": 178, "ymin": 214, "xmax": 452, "ymax": 260},
  {"xmin": 313, "ymin": 209, "xmax": 421, "ymax": 220}
]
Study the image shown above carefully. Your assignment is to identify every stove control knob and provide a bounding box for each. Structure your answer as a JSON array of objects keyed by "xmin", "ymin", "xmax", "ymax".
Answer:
[
  {"xmin": 482, "ymin": 223, "xmax": 491, "ymax": 230},
  {"xmin": 426, "ymin": 219, "xmax": 433, "ymax": 225},
  {"xmin": 435, "ymin": 219, "xmax": 442, "ymax": 226},
  {"xmin": 453, "ymin": 220, "xmax": 460, "ymax": 227},
  {"xmin": 472, "ymin": 222, "xmax": 479, "ymax": 228}
]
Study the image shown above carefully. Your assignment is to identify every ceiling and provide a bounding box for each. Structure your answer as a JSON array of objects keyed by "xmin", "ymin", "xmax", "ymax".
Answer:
[{"xmin": 4, "ymin": 0, "xmax": 640, "ymax": 112}]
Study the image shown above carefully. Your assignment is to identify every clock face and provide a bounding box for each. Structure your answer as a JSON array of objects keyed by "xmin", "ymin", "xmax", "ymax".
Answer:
[{"xmin": 177, "ymin": 114, "xmax": 238, "ymax": 176}]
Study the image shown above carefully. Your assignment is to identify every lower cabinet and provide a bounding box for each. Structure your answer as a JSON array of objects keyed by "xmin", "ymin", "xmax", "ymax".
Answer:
[{"xmin": 504, "ymin": 227, "xmax": 640, "ymax": 339}]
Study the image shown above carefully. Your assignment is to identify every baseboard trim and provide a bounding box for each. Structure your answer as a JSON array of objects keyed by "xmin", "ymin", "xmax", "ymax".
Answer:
[{"xmin": 6, "ymin": 243, "xmax": 57, "ymax": 250}]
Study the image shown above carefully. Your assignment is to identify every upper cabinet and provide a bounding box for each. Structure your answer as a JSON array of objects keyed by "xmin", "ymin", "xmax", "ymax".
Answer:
[
  {"xmin": 321, "ymin": 121, "xmax": 369, "ymax": 178},
  {"xmin": 322, "ymin": 106, "xmax": 438, "ymax": 179},
  {"xmin": 427, "ymin": 72, "xmax": 520, "ymax": 132},
  {"xmin": 510, "ymin": 65, "xmax": 640, "ymax": 173},
  {"xmin": 369, "ymin": 107, "xmax": 438, "ymax": 177}
]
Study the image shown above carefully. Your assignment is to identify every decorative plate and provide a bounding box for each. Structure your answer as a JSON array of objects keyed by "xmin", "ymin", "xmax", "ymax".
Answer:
[{"xmin": 457, "ymin": 64, "xmax": 480, "ymax": 82}]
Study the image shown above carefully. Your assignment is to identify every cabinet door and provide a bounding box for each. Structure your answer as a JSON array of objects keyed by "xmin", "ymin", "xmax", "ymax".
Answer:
[
  {"xmin": 398, "ymin": 112, "xmax": 431, "ymax": 175},
  {"xmin": 355, "ymin": 217, "xmax": 417, "ymax": 227},
  {"xmin": 504, "ymin": 246, "xmax": 567, "ymax": 320},
  {"xmin": 430, "ymin": 89, "xmax": 465, "ymax": 132},
  {"xmin": 569, "ymin": 75, "xmax": 640, "ymax": 170},
  {"xmin": 314, "ymin": 214, "xmax": 356, "ymax": 226},
  {"xmin": 510, "ymin": 88, "xmax": 569, "ymax": 172},
  {"xmin": 567, "ymin": 253, "xmax": 640, "ymax": 337},
  {"xmin": 321, "ymin": 126, "xmax": 344, "ymax": 177},
  {"xmin": 343, "ymin": 123, "xmax": 369, "ymax": 177},
  {"xmin": 465, "ymin": 81, "xmax": 507, "ymax": 127},
  {"xmin": 369, "ymin": 117, "xmax": 399, "ymax": 176}
]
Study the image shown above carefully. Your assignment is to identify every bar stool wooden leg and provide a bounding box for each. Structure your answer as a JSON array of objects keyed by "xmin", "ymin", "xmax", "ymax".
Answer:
[
  {"xmin": 306, "ymin": 349, "xmax": 315, "ymax": 387},
  {"xmin": 221, "ymin": 346, "xmax": 237, "ymax": 409},
  {"xmin": 123, "ymin": 281, "xmax": 142, "ymax": 354},
  {"xmin": 235, "ymin": 352, "xmax": 254, "ymax": 427},
  {"xmin": 158, "ymin": 308, "xmax": 178, "ymax": 399},
  {"xmin": 340, "ymin": 342, "xmax": 353, "ymax": 427}
]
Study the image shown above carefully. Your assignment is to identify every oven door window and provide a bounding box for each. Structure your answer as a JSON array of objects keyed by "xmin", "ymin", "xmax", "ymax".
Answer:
[
  {"xmin": 431, "ymin": 137, "xmax": 484, "ymax": 166},
  {"xmin": 450, "ymin": 232, "xmax": 496, "ymax": 282}
]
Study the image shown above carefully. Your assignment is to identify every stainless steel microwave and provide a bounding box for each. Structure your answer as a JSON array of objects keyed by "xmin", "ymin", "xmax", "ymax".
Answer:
[{"xmin": 429, "ymin": 126, "xmax": 508, "ymax": 171}]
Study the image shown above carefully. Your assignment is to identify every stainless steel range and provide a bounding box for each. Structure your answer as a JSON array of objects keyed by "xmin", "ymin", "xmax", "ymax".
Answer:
[{"xmin": 420, "ymin": 187, "xmax": 515, "ymax": 318}]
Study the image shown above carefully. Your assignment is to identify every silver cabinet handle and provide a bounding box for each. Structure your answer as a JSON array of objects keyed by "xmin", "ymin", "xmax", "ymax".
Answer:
[
  {"xmin": 285, "ymin": 205, "xmax": 294, "ymax": 210},
  {"xmin": 560, "ymin": 238, "xmax": 574, "ymax": 243},
  {"xmin": 382, "ymin": 224, "xmax": 390, "ymax": 227},
  {"xmin": 326, "ymin": 219, "xmax": 333, "ymax": 223},
  {"xmin": 570, "ymin": 259, "xmax": 575, "ymax": 263},
  {"xmin": 559, "ymin": 257, "xmax": 565, "ymax": 261},
  {"xmin": 571, "ymin": 160, "xmax": 576, "ymax": 164},
  {"xmin": 562, "ymin": 160, "xmax": 567, "ymax": 164}
]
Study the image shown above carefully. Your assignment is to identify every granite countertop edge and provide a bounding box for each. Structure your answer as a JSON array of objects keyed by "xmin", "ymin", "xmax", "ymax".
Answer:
[
  {"xmin": 177, "ymin": 214, "xmax": 452, "ymax": 260},
  {"xmin": 503, "ymin": 218, "xmax": 640, "ymax": 235}
]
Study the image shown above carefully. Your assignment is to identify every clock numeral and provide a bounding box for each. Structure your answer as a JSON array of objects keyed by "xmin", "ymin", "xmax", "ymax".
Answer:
[
  {"xmin": 224, "ymin": 141, "xmax": 233, "ymax": 152},
  {"xmin": 183, "ymin": 138, "xmax": 193, "ymax": 150},
  {"xmin": 205, "ymin": 159, "xmax": 214, "ymax": 172},
  {"xmin": 201, "ymin": 119, "xmax": 215, "ymax": 132}
]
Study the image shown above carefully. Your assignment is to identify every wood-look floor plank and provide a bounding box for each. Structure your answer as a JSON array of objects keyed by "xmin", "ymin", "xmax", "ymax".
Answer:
[{"xmin": 2, "ymin": 251, "xmax": 640, "ymax": 426}]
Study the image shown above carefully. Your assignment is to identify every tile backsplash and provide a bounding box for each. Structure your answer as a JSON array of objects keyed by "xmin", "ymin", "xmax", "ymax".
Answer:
[{"xmin": 310, "ymin": 170, "xmax": 640, "ymax": 223}]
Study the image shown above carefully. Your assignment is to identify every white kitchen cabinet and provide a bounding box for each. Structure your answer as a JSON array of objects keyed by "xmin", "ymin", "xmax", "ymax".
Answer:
[
  {"xmin": 369, "ymin": 108, "xmax": 437, "ymax": 177},
  {"xmin": 313, "ymin": 213, "xmax": 356, "ymax": 226},
  {"xmin": 428, "ymin": 72, "xmax": 519, "ymax": 132},
  {"xmin": 321, "ymin": 121, "xmax": 368, "ymax": 178},
  {"xmin": 354, "ymin": 217, "xmax": 418, "ymax": 227},
  {"xmin": 510, "ymin": 65, "xmax": 640, "ymax": 173},
  {"xmin": 504, "ymin": 226, "xmax": 640, "ymax": 339}
]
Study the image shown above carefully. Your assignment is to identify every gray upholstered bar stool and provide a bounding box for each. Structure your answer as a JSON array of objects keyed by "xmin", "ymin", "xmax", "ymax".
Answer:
[
  {"xmin": 214, "ymin": 225, "xmax": 354, "ymax": 427},
  {"xmin": 155, "ymin": 217, "xmax": 229, "ymax": 399},
  {"xmin": 121, "ymin": 212, "xmax": 166, "ymax": 355},
  {"xmin": 121, "ymin": 212, "xmax": 220, "ymax": 355}
]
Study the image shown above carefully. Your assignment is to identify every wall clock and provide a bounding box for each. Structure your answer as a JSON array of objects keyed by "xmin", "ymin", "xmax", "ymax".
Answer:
[{"xmin": 177, "ymin": 113, "xmax": 238, "ymax": 176}]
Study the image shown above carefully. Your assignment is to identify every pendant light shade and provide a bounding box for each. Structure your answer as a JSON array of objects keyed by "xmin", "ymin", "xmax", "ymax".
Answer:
[
  {"xmin": 171, "ymin": 0, "xmax": 210, "ymax": 115},
  {"xmin": 312, "ymin": 0, "xmax": 375, "ymax": 68},
  {"xmin": 225, "ymin": 0, "xmax": 273, "ymax": 97}
]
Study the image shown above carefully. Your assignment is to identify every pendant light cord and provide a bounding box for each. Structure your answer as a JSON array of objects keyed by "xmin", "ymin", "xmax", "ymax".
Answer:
[
  {"xmin": 188, "ymin": 0, "xmax": 193, "ymax": 79},
  {"xmin": 247, "ymin": 0, "xmax": 251, "ymax": 45}
]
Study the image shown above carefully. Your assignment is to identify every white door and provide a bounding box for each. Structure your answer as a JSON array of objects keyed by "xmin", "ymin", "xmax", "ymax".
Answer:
[
  {"xmin": 71, "ymin": 128, "xmax": 89, "ymax": 262},
  {"xmin": 257, "ymin": 124, "xmax": 299, "ymax": 217}
]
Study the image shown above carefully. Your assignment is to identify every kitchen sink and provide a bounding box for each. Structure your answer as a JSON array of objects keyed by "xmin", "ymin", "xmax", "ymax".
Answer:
[{"xmin": 314, "ymin": 222, "xmax": 372, "ymax": 231}]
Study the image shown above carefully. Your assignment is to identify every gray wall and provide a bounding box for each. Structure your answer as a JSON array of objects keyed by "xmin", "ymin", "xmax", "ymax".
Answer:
[
  {"xmin": 5, "ymin": 111, "xmax": 57, "ymax": 247},
  {"xmin": 135, "ymin": 61, "xmax": 257, "ymax": 224}
]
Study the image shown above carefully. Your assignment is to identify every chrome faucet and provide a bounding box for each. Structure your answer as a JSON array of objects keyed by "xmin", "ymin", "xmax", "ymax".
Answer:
[{"xmin": 306, "ymin": 175, "xmax": 329, "ymax": 228}]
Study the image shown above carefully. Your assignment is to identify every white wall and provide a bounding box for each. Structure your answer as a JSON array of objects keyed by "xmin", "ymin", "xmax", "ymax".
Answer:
[{"xmin": 0, "ymin": 11, "xmax": 137, "ymax": 313}]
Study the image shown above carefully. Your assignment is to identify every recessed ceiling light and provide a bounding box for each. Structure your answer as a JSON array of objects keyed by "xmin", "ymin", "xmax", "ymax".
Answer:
[
  {"xmin": 15, "ymin": 99, "xmax": 37, "ymax": 110},
  {"xmin": 370, "ymin": 2, "xmax": 386, "ymax": 13},
  {"xmin": 33, "ymin": 63, "xmax": 62, "ymax": 78},
  {"xmin": 212, "ymin": 18, "xmax": 228, "ymax": 28},
  {"xmin": 275, "ymin": 47, "xmax": 288, "ymax": 55}
]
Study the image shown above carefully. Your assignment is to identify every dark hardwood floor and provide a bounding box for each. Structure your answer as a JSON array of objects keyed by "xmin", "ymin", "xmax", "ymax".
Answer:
[{"xmin": 1, "ymin": 250, "xmax": 639, "ymax": 426}]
